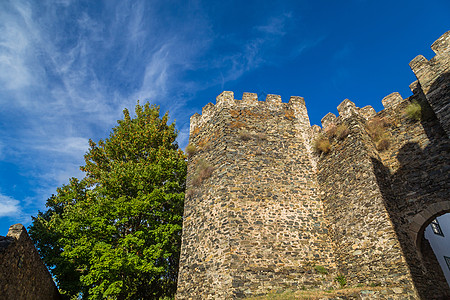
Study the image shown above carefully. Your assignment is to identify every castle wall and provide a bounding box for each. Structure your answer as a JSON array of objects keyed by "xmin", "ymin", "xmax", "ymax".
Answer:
[
  {"xmin": 376, "ymin": 99, "xmax": 450, "ymax": 298},
  {"xmin": 177, "ymin": 31, "xmax": 450, "ymax": 299},
  {"xmin": 316, "ymin": 101, "xmax": 418, "ymax": 298},
  {"xmin": 0, "ymin": 224, "xmax": 60, "ymax": 300},
  {"xmin": 314, "ymin": 30, "xmax": 450, "ymax": 298},
  {"xmin": 177, "ymin": 92, "xmax": 336, "ymax": 299},
  {"xmin": 370, "ymin": 39, "xmax": 450, "ymax": 298},
  {"xmin": 409, "ymin": 31, "xmax": 450, "ymax": 138}
]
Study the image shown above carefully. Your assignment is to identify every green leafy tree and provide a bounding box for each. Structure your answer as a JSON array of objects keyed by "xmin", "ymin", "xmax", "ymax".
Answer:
[{"xmin": 29, "ymin": 103, "xmax": 187, "ymax": 299}]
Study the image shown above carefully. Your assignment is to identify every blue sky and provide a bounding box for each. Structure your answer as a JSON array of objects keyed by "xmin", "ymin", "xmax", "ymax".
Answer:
[{"xmin": 0, "ymin": 0, "xmax": 449, "ymax": 235}]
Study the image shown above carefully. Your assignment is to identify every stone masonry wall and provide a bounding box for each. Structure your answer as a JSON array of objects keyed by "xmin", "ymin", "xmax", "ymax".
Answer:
[
  {"xmin": 177, "ymin": 92, "xmax": 336, "ymax": 299},
  {"xmin": 316, "ymin": 101, "xmax": 418, "ymax": 298},
  {"xmin": 315, "ymin": 31, "xmax": 450, "ymax": 299},
  {"xmin": 0, "ymin": 224, "xmax": 60, "ymax": 300},
  {"xmin": 409, "ymin": 31, "xmax": 450, "ymax": 137},
  {"xmin": 372, "ymin": 37, "xmax": 450, "ymax": 298},
  {"xmin": 177, "ymin": 31, "xmax": 450, "ymax": 299}
]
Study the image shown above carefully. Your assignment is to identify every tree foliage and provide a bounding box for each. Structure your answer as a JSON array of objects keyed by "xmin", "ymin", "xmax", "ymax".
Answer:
[{"xmin": 29, "ymin": 103, "xmax": 187, "ymax": 299}]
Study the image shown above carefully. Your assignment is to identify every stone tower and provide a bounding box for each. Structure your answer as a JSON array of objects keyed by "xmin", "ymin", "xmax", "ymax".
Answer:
[
  {"xmin": 177, "ymin": 93, "xmax": 336, "ymax": 298},
  {"xmin": 177, "ymin": 31, "xmax": 450, "ymax": 299}
]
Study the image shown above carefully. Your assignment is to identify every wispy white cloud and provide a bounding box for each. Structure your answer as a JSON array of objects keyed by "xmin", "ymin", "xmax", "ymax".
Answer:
[
  {"xmin": 0, "ymin": 1, "xmax": 213, "ymax": 212},
  {"xmin": 0, "ymin": 1, "xmax": 321, "ymax": 231},
  {"xmin": 0, "ymin": 2, "xmax": 37, "ymax": 91},
  {"xmin": 0, "ymin": 194, "xmax": 21, "ymax": 218},
  {"xmin": 255, "ymin": 12, "xmax": 292, "ymax": 36}
]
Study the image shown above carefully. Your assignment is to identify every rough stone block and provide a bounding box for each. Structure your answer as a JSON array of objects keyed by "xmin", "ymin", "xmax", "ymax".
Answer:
[
  {"xmin": 190, "ymin": 113, "xmax": 201, "ymax": 134},
  {"xmin": 382, "ymin": 92, "xmax": 403, "ymax": 109},
  {"xmin": 409, "ymin": 55, "xmax": 428, "ymax": 77},
  {"xmin": 242, "ymin": 92, "xmax": 258, "ymax": 104},
  {"xmin": 337, "ymin": 99, "xmax": 357, "ymax": 119},
  {"xmin": 431, "ymin": 30, "xmax": 450, "ymax": 55},
  {"xmin": 359, "ymin": 106, "xmax": 376, "ymax": 120},
  {"xmin": 288, "ymin": 96, "xmax": 305, "ymax": 106},
  {"xmin": 216, "ymin": 91, "xmax": 234, "ymax": 107},
  {"xmin": 409, "ymin": 80, "xmax": 420, "ymax": 94},
  {"xmin": 321, "ymin": 112, "xmax": 337, "ymax": 129},
  {"xmin": 265, "ymin": 94, "xmax": 282, "ymax": 105}
]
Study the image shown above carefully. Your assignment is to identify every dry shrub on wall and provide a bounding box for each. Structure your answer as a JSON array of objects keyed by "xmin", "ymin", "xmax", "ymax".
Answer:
[
  {"xmin": 185, "ymin": 144, "xmax": 197, "ymax": 157},
  {"xmin": 239, "ymin": 131, "xmax": 267, "ymax": 142},
  {"xmin": 367, "ymin": 117, "xmax": 388, "ymax": 141},
  {"xmin": 325, "ymin": 123, "xmax": 349, "ymax": 140},
  {"xmin": 404, "ymin": 101, "xmax": 422, "ymax": 121},
  {"xmin": 324, "ymin": 124, "xmax": 337, "ymax": 137},
  {"xmin": 376, "ymin": 138, "xmax": 390, "ymax": 151},
  {"xmin": 366, "ymin": 117, "xmax": 391, "ymax": 152},
  {"xmin": 255, "ymin": 132, "xmax": 267, "ymax": 141},
  {"xmin": 313, "ymin": 135, "xmax": 331, "ymax": 154},
  {"xmin": 335, "ymin": 124, "xmax": 350, "ymax": 140},
  {"xmin": 192, "ymin": 159, "xmax": 214, "ymax": 187},
  {"xmin": 239, "ymin": 130, "xmax": 252, "ymax": 141}
]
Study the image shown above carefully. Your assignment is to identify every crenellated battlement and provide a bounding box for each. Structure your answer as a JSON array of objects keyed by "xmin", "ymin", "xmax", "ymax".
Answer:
[
  {"xmin": 409, "ymin": 31, "xmax": 450, "ymax": 93},
  {"xmin": 313, "ymin": 31, "xmax": 450, "ymax": 137},
  {"xmin": 189, "ymin": 91, "xmax": 309, "ymax": 135},
  {"xmin": 318, "ymin": 98, "xmax": 377, "ymax": 132},
  {"xmin": 178, "ymin": 31, "xmax": 450, "ymax": 300},
  {"xmin": 409, "ymin": 31, "xmax": 450, "ymax": 137}
]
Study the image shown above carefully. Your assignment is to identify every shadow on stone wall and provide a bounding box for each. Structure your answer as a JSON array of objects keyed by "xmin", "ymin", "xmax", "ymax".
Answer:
[{"xmin": 370, "ymin": 93, "xmax": 450, "ymax": 298}]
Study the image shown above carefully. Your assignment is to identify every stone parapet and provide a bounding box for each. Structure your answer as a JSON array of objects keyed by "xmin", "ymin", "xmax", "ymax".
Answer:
[
  {"xmin": 189, "ymin": 92, "xmax": 311, "ymax": 135},
  {"xmin": 382, "ymin": 92, "xmax": 403, "ymax": 109},
  {"xmin": 409, "ymin": 31, "xmax": 450, "ymax": 137}
]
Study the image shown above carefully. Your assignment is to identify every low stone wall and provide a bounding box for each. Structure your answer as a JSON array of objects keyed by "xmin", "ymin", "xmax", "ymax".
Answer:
[{"xmin": 0, "ymin": 224, "xmax": 60, "ymax": 300}]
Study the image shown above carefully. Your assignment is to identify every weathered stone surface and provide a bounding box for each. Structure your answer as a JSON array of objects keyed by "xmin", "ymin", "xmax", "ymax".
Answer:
[
  {"xmin": 0, "ymin": 224, "xmax": 60, "ymax": 300},
  {"xmin": 321, "ymin": 112, "xmax": 337, "ymax": 129},
  {"xmin": 381, "ymin": 92, "xmax": 403, "ymax": 109},
  {"xmin": 178, "ymin": 93, "xmax": 336, "ymax": 299},
  {"xmin": 177, "ymin": 31, "xmax": 450, "ymax": 299},
  {"xmin": 409, "ymin": 31, "xmax": 450, "ymax": 137},
  {"xmin": 359, "ymin": 105, "xmax": 377, "ymax": 120}
]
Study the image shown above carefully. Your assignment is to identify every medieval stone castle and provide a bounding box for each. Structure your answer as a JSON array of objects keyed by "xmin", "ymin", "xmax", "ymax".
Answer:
[
  {"xmin": 0, "ymin": 32, "xmax": 449, "ymax": 300},
  {"xmin": 176, "ymin": 31, "xmax": 450, "ymax": 299}
]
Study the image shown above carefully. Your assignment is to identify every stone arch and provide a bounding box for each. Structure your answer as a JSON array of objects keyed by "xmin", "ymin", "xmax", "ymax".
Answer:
[{"xmin": 409, "ymin": 200, "xmax": 450, "ymax": 251}]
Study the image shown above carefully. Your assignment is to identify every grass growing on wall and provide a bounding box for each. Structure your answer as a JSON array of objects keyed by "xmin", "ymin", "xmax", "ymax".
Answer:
[
  {"xmin": 192, "ymin": 159, "xmax": 214, "ymax": 187},
  {"xmin": 314, "ymin": 265, "xmax": 328, "ymax": 275},
  {"xmin": 404, "ymin": 101, "xmax": 422, "ymax": 121},
  {"xmin": 366, "ymin": 117, "xmax": 391, "ymax": 152},
  {"xmin": 185, "ymin": 144, "xmax": 197, "ymax": 157},
  {"xmin": 313, "ymin": 135, "xmax": 331, "ymax": 154}
]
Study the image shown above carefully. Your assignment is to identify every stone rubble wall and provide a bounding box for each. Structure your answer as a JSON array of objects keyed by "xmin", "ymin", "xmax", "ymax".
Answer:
[
  {"xmin": 177, "ymin": 31, "xmax": 450, "ymax": 299},
  {"xmin": 409, "ymin": 31, "xmax": 450, "ymax": 137},
  {"xmin": 373, "ymin": 42, "xmax": 450, "ymax": 298},
  {"xmin": 315, "ymin": 100, "xmax": 418, "ymax": 298},
  {"xmin": 0, "ymin": 224, "xmax": 60, "ymax": 300},
  {"xmin": 177, "ymin": 92, "xmax": 336, "ymax": 299},
  {"xmin": 313, "ymin": 30, "xmax": 450, "ymax": 299}
]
